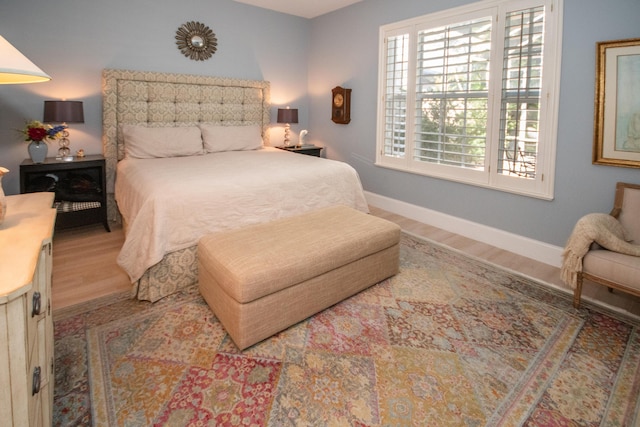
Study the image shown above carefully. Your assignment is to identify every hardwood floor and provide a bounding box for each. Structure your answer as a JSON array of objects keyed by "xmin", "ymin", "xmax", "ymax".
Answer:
[
  {"xmin": 51, "ymin": 223, "xmax": 130, "ymax": 311},
  {"xmin": 51, "ymin": 207, "xmax": 640, "ymax": 319}
]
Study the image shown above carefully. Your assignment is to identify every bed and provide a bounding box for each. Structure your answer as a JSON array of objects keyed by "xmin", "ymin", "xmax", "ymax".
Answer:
[{"xmin": 102, "ymin": 69, "xmax": 369, "ymax": 302}]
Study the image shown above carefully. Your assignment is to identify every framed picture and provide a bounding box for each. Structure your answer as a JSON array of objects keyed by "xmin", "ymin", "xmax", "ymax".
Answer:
[{"xmin": 593, "ymin": 37, "xmax": 640, "ymax": 168}]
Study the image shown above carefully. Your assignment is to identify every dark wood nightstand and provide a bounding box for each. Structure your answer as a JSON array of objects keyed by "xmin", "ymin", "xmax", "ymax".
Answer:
[
  {"xmin": 20, "ymin": 154, "xmax": 110, "ymax": 232},
  {"xmin": 276, "ymin": 145, "xmax": 323, "ymax": 157}
]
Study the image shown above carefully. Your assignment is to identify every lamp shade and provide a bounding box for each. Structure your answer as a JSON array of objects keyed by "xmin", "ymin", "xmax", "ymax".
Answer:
[
  {"xmin": 43, "ymin": 100, "xmax": 84, "ymax": 123},
  {"xmin": 277, "ymin": 108, "xmax": 298, "ymax": 124},
  {"xmin": 0, "ymin": 35, "xmax": 51, "ymax": 84}
]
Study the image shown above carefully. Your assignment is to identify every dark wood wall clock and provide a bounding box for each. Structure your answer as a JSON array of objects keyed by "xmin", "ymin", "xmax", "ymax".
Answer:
[{"xmin": 331, "ymin": 86, "xmax": 351, "ymax": 124}]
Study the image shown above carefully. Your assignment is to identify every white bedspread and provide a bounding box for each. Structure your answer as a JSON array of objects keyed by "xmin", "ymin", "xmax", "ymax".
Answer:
[{"xmin": 115, "ymin": 147, "xmax": 369, "ymax": 282}]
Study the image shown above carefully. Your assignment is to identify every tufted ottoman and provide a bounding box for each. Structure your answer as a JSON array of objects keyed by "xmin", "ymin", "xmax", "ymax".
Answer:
[{"xmin": 198, "ymin": 205, "xmax": 401, "ymax": 350}]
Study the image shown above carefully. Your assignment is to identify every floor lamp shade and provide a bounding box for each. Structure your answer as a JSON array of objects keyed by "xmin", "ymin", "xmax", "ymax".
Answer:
[{"xmin": 0, "ymin": 35, "xmax": 51, "ymax": 84}]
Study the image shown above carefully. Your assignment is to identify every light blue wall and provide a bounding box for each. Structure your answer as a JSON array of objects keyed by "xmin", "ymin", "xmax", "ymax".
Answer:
[
  {"xmin": 0, "ymin": 0, "xmax": 309, "ymax": 194},
  {"xmin": 307, "ymin": 0, "xmax": 640, "ymax": 247},
  {"xmin": 1, "ymin": 0, "xmax": 639, "ymax": 248}
]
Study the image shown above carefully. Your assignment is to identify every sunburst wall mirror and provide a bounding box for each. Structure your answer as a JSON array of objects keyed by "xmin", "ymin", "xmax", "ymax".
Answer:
[{"xmin": 175, "ymin": 21, "xmax": 218, "ymax": 61}]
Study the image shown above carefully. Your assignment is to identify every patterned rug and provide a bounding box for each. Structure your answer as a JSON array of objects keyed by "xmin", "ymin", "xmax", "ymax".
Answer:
[{"xmin": 53, "ymin": 233, "xmax": 640, "ymax": 426}]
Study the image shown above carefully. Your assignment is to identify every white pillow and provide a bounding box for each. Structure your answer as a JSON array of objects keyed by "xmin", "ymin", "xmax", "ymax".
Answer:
[
  {"xmin": 122, "ymin": 125, "xmax": 203, "ymax": 159},
  {"xmin": 199, "ymin": 124, "xmax": 263, "ymax": 153}
]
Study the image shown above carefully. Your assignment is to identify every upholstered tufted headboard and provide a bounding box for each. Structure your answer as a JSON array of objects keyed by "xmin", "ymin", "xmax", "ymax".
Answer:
[{"xmin": 102, "ymin": 68, "xmax": 271, "ymax": 222}]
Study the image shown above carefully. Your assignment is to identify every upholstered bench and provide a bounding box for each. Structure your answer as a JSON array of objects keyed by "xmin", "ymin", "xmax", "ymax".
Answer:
[{"xmin": 198, "ymin": 205, "xmax": 401, "ymax": 350}]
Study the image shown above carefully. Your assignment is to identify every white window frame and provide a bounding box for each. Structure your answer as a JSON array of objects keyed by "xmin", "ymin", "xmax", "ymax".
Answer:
[{"xmin": 375, "ymin": 0, "xmax": 563, "ymax": 200}]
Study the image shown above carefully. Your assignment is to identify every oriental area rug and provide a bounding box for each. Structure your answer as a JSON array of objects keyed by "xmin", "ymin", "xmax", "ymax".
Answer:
[{"xmin": 52, "ymin": 234, "xmax": 640, "ymax": 426}]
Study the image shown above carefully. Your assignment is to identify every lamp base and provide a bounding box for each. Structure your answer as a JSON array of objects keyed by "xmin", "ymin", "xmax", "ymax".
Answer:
[
  {"xmin": 283, "ymin": 124, "xmax": 291, "ymax": 147},
  {"xmin": 57, "ymin": 133, "xmax": 71, "ymax": 160}
]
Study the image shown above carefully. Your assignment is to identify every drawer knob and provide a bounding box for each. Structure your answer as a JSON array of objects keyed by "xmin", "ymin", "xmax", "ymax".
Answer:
[
  {"xmin": 32, "ymin": 366, "xmax": 41, "ymax": 396},
  {"xmin": 32, "ymin": 291, "xmax": 41, "ymax": 317}
]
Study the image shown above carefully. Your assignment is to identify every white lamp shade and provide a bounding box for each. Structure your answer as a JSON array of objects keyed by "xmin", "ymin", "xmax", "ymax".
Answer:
[{"xmin": 0, "ymin": 35, "xmax": 50, "ymax": 84}]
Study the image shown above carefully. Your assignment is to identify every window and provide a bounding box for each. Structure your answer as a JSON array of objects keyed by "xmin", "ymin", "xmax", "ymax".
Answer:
[{"xmin": 376, "ymin": 0, "xmax": 562, "ymax": 199}]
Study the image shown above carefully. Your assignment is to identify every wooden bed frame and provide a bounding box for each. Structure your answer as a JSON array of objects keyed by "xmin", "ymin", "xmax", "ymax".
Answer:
[{"xmin": 102, "ymin": 69, "xmax": 271, "ymax": 301}]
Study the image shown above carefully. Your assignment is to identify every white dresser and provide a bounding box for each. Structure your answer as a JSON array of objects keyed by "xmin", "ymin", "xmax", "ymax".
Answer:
[{"xmin": 0, "ymin": 192, "xmax": 56, "ymax": 427}]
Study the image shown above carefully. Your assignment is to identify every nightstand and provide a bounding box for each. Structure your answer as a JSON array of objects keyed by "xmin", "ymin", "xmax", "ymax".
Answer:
[
  {"xmin": 20, "ymin": 155, "xmax": 110, "ymax": 232},
  {"xmin": 276, "ymin": 145, "xmax": 323, "ymax": 157}
]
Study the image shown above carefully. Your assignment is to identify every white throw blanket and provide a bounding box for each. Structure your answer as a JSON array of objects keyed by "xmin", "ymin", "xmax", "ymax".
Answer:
[{"xmin": 560, "ymin": 213, "xmax": 640, "ymax": 289}]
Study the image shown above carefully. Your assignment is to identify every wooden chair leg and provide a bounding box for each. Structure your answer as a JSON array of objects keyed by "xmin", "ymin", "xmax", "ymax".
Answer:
[{"xmin": 573, "ymin": 273, "xmax": 583, "ymax": 308}]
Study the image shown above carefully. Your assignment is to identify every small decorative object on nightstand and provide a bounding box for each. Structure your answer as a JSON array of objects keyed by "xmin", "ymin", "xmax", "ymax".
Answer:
[
  {"xmin": 21, "ymin": 120, "xmax": 67, "ymax": 164},
  {"xmin": 298, "ymin": 129, "xmax": 308, "ymax": 147},
  {"xmin": 276, "ymin": 144, "xmax": 323, "ymax": 157}
]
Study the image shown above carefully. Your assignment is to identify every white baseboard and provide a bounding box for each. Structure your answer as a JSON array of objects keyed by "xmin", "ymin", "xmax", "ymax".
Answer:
[{"xmin": 365, "ymin": 191, "xmax": 563, "ymax": 268}]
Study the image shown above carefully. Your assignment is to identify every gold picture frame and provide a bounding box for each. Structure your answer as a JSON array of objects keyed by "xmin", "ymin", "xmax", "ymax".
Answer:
[{"xmin": 593, "ymin": 37, "xmax": 640, "ymax": 168}]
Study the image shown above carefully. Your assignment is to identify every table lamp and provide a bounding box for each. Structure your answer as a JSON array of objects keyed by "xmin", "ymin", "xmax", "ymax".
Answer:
[
  {"xmin": 277, "ymin": 107, "xmax": 298, "ymax": 147},
  {"xmin": 43, "ymin": 100, "xmax": 84, "ymax": 160}
]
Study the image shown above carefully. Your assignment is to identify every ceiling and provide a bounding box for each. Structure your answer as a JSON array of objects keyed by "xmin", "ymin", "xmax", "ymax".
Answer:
[{"xmin": 233, "ymin": 0, "xmax": 365, "ymax": 19}]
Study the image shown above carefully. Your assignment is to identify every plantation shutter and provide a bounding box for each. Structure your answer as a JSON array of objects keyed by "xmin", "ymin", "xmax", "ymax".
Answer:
[
  {"xmin": 376, "ymin": 0, "xmax": 560, "ymax": 199},
  {"xmin": 414, "ymin": 17, "xmax": 492, "ymax": 169},
  {"xmin": 383, "ymin": 33, "xmax": 410, "ymax": 158},
  {"xmin": 497, "ymin": 5, "xmax": 545, "ymax": 179}
]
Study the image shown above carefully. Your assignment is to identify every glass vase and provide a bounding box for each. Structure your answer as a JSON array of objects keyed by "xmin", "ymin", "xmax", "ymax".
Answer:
[{"xmin": 28, "ymin": 141, "xmax": 48, "ymax": 164}]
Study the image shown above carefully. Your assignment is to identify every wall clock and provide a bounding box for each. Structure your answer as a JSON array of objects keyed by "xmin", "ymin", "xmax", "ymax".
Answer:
[{"xmin": 331, "ymin": 86, "xmax": 351, "ymax": 124}]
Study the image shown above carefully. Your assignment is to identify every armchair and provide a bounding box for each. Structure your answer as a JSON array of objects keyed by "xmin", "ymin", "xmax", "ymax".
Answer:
[{"xmin": 565, "ymin": 182, "xmax": 640, "ymax": 308}]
